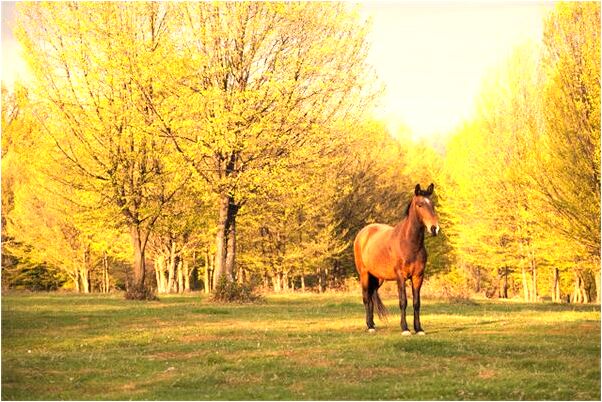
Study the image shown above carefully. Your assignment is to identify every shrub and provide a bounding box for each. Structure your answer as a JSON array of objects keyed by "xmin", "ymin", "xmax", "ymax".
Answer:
[
  {"xmin": 423, "ymin": 269, "xmax": 473, "ymax": 301},
  {"xmin": 212, "ymin": 276, "xmax": 263, "ymax": 303},
  {"xmin": 125, "ymin": 284, "xmax": 158, "ymax": 301},
  {"xmin": 2, "ymin": 263, "xmax": 67, "ymax": 291}
]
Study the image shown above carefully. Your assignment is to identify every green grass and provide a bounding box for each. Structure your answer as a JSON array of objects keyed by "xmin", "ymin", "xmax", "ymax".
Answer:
[{"xmin": 2, "ymin": 292, "xmax": 600, "ymax": 400}]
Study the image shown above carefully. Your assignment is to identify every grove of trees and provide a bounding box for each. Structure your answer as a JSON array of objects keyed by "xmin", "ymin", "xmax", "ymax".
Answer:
[
  {"xmin": 440, "ymin": 2, "xmax": 600, "ymax": 303},
  {"xmin": 2, "ymin": 2, "xmax": 599, "ymax": 303}
]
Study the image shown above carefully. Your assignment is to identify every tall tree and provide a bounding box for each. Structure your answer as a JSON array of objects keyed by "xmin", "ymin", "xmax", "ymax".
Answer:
[
  {"xmin": 538, "ymin": 2, "xmax": 601, "ymax": 302},
  {"xmin": 157, "ymin": 2, "xmax": 375, "ymax": 284},
  {"xmin": 16, "ymin": 2, "xmax": 190, "ymax": 298}
]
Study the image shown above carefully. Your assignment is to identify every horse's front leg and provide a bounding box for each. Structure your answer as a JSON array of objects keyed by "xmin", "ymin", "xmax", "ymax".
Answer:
[
  {"xmin": 411, "ymin": 274, "xmax": 425, "ymax": 335},
  {"xmin": 396, "ymin": 274, "xmax": 411, "ymax": 336}
]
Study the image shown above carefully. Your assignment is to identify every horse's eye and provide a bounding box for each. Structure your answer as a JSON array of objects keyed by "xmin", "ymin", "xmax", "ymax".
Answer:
[{"xmin": 418, "ymin": 203, "xmax": 423, "ymax": 207}]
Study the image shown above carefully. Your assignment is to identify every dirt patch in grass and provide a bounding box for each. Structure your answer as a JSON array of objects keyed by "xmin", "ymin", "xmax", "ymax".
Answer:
[
  {"xmin": 478, "ymin": 368, "xmax": 496, "ymax": 379},
  {"xmin": 178, "ymin": 333, "xmax": 218, "ymax": 343},
  {"xmin": 149, "ymin": 350, "xmax": 211, "ymax": 361}
]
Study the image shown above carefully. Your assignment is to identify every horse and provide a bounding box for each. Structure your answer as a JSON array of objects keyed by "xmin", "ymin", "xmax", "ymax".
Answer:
[{"xmin": 353, "ymin": 183, "xmax": 440, "ymax": 335}]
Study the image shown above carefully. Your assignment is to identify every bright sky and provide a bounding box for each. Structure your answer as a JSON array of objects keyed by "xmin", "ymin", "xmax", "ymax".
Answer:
[
  {"xmin": 1, "ymin": 2, "xmax": 555, "ymax": 141},
  {"xmin": 361, "ymin": 1, "xmax": 555, "ymax": 141},
  {"xmin": 1, "ymin": 2, "xmax": 25, "ymax": 91}
]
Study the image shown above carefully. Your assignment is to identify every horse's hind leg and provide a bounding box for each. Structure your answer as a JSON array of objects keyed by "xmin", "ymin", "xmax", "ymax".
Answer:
[
  {"xmin": 360, "ymin": 272, "xmax": 377, "ymax": 331},
  {"xmin": 396, "ymin": 273, "xmax": 411, "ymax": 336}
]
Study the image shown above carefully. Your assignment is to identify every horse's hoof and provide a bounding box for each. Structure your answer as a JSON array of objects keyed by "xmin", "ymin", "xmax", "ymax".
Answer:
[
  {"xmin": 416, "ymin": 331, "xmax": 426, "ymax": 336},
  {"xmin": 367, "ymin": 328, "xmax": 376, "ymax": 333},
  {"xmin": 401, "ymin": 330, "xmax": 412, "ymax": 336}
]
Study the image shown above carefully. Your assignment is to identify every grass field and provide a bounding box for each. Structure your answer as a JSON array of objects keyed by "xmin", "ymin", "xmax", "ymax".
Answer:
[{"xmin": 2, "ymin": 291, "xmax": 600, "ymax": 400}]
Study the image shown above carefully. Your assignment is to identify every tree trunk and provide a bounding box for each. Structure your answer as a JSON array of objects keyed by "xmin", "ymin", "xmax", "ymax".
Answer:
[
  {"xmin": 237, "ymin": 267, "xmax": 243, "ymax": 284},
  {"xmin": 502, "ymin": 267, "xmax": 508, "ymax": 299},
  {"xmin": 531, "ymin": 257, "xmax": 538, "ymax": 302},
  {"xmin": 209, "ymin": 254, "xmax": 214, "ymax": 291},
  {"xmin": 80, "ymin": 269, "xmax": 89, "ymax": 293},
  {"xmin": 80, "ymin": 268, "xmax": 90, "ymax": 293},
  {"xmin": 579, "ymin": 273, "xmax": 589, "ymax": 303},
  {"xmin": 154, "ymin": 257, "xmax": 163, "ymax": 293},
  {"xmin": 497, "ymin": 269, "xmax": 502, "ymax": 299},
  {"xmin": 89, "ymin": 267, "xmax": 94, "ymax": 293},
  {"xmin": 301, "ymin": 274, "xmax": 305, "ymax": 292},
  {"xmin": 73, "ymin": 270, "xmax": 81, "ymax": 293},
  {"xmin": 552, "ymin": 268, "xmax": 560, "ymax": 302},
  {"xmin": 213, "ymin": 195, "xmax": 229, "ymax": 287},
  {"xmin": 167, "ymin": 241, "xmax": 177, "ymax": 293},
  {"xmin": 318, "ymin": 267, "xmax": 326, "ymax": 293},
  {"xmin": 224, "ymin": 198, "xmax": 238, "ymax": 282},
  {"xmin": 572, "ymin": 270, "xmax": 582, "ymax": 303},
  {"xmin": 283, "ymin": 271, "xmax": 289, "ymax": 292},
  {"xmin": 127, "ymin": 225, "xmax": 151, "ymax": 299},
  {"xmin": 521, "ymin": 266, "xmax": 530, "ymax": 302},
  {"xmin": 273, "ymin": 272, "xmax": 282, "ymax": 292},
  {"xmin": 102, "ymin": 251, "xmax": 110, "ymax": 293},
  {"xmin": 132, "ymin": 226, "xmax": 146, "ymax": 286},
  {"xmin": 81, "ymin": 245, "xmax": 91, "ymax": 293},
  {"xmin": 203, "ymin": 249, "xmax": 210, "ymax": 294},
  {"xmin": 177, "ymin": 259, "xmax": 184, "ymax": 293},
  {"xmin": 160, "ymin": 256, "xmax": 168, "ymax": 293},
  {"xmin": 190, "ymin": 251, "xmax": 198, "ymax": 290},
  {"xmin": 183, "ymin": 260, "xmax": 190, "ymax": 292},
  {"xmin": 475, "ymin": 267, "xmax": 481, "ymax": 293},
  {"xmin": 238, "ymin": 267, "xmax": 247, "ymax": 285},
  {"xmin": 318, "ymin": 268, "xmax": 322, "ymax": 293},
  {"xmin": 595, "ymin": 265, "xmax": 601, "ymax": 304},
  {"xmin": 154, "ymin": 258, "xmax": 161, "ymax": 292}
]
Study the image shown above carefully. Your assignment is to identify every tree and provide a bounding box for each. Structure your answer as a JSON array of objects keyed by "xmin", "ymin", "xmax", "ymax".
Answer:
[
  {"xmin": 439, "ymin": 4, "xmax": 600, "ymax": 303},
  {"xmin": 147, "ymin": 182, "xmax": 214, "ymax": 294},
  {"xmin": 2, "ymin": 84, "xmax": 132, "ymax": 293},
  {"xmin": 236, "ymin": 132, "xmax": 350, "ymax": 292},
  {"xmin": 16, "ymin": 2, "xmax": 191, "ymax": 298},
  {"xmin": 159, "ymin": 2, "xmax": 376, "ymax": 285},
  {"xmin": 538, "ymin": 2, "xmax": 601, "ymax": 302}
]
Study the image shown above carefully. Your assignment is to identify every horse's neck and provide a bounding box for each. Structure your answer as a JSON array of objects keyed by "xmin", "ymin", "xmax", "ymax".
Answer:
[{"xmin": 394, "ymin": 207, "xmax": 424, "ymax": 249}]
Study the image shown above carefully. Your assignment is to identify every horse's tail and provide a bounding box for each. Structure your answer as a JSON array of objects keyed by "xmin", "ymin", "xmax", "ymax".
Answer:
[{"xmin": 369, "ymin": 278, "xmax": 388, "ymax": 322}]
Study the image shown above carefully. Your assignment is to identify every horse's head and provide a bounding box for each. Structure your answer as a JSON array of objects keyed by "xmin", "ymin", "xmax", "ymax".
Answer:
[{"xmin": 413, "ymin": 183, "xmax": 440, "ymax": 236}]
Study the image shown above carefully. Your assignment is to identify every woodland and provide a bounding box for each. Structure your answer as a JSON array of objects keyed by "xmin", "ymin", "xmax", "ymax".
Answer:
[{"xmin": 2, "ymin": 2, "xmax": 600, "ymax": 303}]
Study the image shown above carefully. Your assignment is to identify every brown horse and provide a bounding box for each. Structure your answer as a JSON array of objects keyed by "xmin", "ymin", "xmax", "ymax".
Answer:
[{"xmin": 354, "ymin": 183, "xmax": 440, "ymax": 335}]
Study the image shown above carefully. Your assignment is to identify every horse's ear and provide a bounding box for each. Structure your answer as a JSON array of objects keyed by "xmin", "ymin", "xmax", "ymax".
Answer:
[
  {"xmin": 414, "ymin": 184, "xmax": 421, "ymax": 195},
  {"xmin": 426, "ymin": 183, "xmax": 434, "ymax": 195}
]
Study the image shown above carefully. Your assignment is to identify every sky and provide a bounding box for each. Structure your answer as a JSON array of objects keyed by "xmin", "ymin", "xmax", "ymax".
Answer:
[
  {"xmin": 361, "ymin": 1, "xmax": 554, "ymax": 141},
  {"xmin": 1, "ymin": 2, "xmax": 24, "ymax": 90},
  {"xmin": 1, "ymin": 1, "xmax": 555, "ymax": 140}
]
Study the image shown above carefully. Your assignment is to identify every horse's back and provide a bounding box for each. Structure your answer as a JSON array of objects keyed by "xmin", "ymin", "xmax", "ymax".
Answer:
[
  {"xmin": 355, "ymin": 223, "xmax": 393, "ymax": 247},
  {"xmin": 354, "ymin": 223, "xmax": 396, "ymax": 278}
]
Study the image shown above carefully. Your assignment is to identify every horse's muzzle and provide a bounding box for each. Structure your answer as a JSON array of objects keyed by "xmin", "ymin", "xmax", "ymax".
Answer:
[{"xmin": 430, "ymin": 225, "xmax": 440, "ymax": 236}]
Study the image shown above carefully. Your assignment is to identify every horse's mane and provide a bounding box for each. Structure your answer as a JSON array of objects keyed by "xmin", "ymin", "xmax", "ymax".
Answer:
[{"xmin": 404, "ymin": 199, "xmax": 412, "ymax": 217}]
